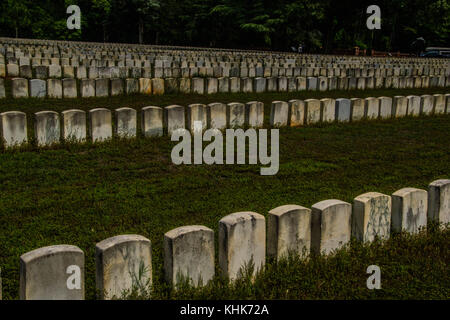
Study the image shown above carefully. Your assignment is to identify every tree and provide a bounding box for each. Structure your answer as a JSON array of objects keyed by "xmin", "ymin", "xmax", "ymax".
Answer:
[
  {"xmin": 92, "ymin": 0, "xmax": 111, "ymax": 42},
  {"xmin": 132, "ymin": 0, "xmax": 160, "ymax": 44},
  {"xmin": 1, "ymin": 0, "xmax": 32, "ymax": 38}
]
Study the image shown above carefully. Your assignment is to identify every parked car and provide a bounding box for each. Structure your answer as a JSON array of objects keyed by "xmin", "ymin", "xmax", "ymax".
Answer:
[{"xmin": 420, "ymin": 47, "xmax": 450, "ymax": 58}]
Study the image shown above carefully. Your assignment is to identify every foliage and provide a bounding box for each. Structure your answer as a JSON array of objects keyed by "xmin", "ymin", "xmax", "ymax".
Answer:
[{"xmin": 0, "ymin": 0, "xmax": 448, "ymax": 52}]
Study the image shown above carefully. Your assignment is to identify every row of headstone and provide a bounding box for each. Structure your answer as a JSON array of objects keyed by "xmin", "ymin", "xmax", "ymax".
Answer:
[
  {"xmin": 269, "ymin": 93, "xmax": 450, "ymax": 127},
  {"xmin": 6, "ymin": 179, "xmax": 448, "ymax": 299},
  {"xmin": 2, "ymin": 38, "xmax": 448, "ymax": 71},
  {"xmin": 1, "ymin": 94, "xmax": 449, "ymax": 148},
  {"xmin": 4, "ymin": 74, "xmax": 450, "ymax": 99},
  {"xmin": 2, "ymin": 62, "xmax": 448, "ymax": 80},
  {"xmin": 7, "ymin": 77, "xmax": 164, "ymax": 99},
  {"xmin": 3, "ymin": 46, "xmax": 448, "ymax": 68}
]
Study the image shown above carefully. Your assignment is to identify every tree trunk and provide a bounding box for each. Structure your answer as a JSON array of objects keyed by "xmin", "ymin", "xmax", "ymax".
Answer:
[
  {"xmin": 15, "ymin": 27, "xmax": 18, "ymax": 38},
  {"xmin": 139, "ymin": 17, "xmax": 144, "ymax": 44}
]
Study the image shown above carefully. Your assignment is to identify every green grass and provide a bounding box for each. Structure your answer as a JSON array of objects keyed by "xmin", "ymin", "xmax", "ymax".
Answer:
[{"xmin": 0, "ymin": 88, "xmax": 449, "ymax": 299}]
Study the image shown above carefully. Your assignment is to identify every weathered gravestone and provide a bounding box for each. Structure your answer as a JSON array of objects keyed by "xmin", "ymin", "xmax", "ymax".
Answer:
[
  {"xmin": 227, "ymin": 103, "xmax": 245, "ymax": 128},
  {"xmin": 115, "ymin": 108, "xmax": 137, "ymax": 138},
  {"xmin": 139, "ymin": 78, "xmax": 152, "ymax": 95},
  {"xmin": 187, "ymin": 104, "xmax": 207, "ymax": 133},
  {"xmin": 29, "ymin": 79, "xmax": 47, "ymax": 98},
  {"xmin": 305, "ymin": 99, "xmax": 321, "ymax": 124},
  {"xmin": 270, "ymin": 101, "xmax": 289, "ymax": 127},
  {"xmin": 20, "ymin": 245, "xmax": 85, "ymax": 300},
  {"xmin": 12, "ymin": 78, "xmax": 29, "ymax": 98},
  {"xmin": 254, "ymin": 77, "xmax": 266, "ymax": 93},
  {"xmin": 63, "ymin": 78, "xmax": 77, "ymax": 98},
  {"xmin": 96, "ymin": 235, "xmax": 152, "ymax": 300},
  {"xmin": 311, "ymin": 200, "xmax": 351, "ymax": 255},
  {"xmin": 428, "ymin": 179, "xmax": 450, "ymax": 225},
  {"xmin": 268, "ymin": 205, "xmax": 311, "ymax": 260},
  {"xmin": 420, "ymin": 95, "xmax": 434, "ymax": 115},
  {"xmin": 165, "ymin": 78, "xmax": 179, "ymax": 94},
  {"xmin": 81, "ymin": 79, "xmax": 95, "ymax": 98},
  {"xmin": 207, "ymin": 103, "xmax": 227, "ymax": 130},
  {"xmin": 335, "ymin": 98, "xmax": 351, "ymax": 122},
  {"xmin": 351, "ymin": 98, "xmax": 365, "ymax": 121},
  {"xmin": 365, "ymin": 97, "xmax": 380, "ymax": 119},
  {"xmin": 152, "ymin": 78, "xmax": 164, "ymax": 95},
  {"xmin": 245, "ymin": 101, "xmax": 264, "ymax": 128},
  {"xmin": 49, "ymin": 65, "xmax": 61, "ymax": 78},
  {"xmin": 230, "ymin": 77, "xmax": 241, "ymax": 93},
  {"xmin": 164, "ymin": 226, "xmax": 214, "ymax": 287},
  {"xmin": 7, "ymin": 63, "xmax": 19, "ymax": 77},
  {"xmin": 111, "ymin": 78, "xmax": 124, "ymax": 96},
  {"xmin": 407, "ymin": 95, "xmax": 421, "ymax": 116},
  {"xmin": 392, "ymin": 188, "xmax": 427, "ymax": 234},
  {"xmin": 89, "ymin": 108, "xmax": 112, "ymax": 142},
  {"xmin": 433, "ymin": 94, "xmax": 445, "ymax": 114},
  {"xmin": 34, "ymin": 111, "xmax": 60, "ymax": 146},
  {"xmin": 306, "ymin": 77, "xmax": 317, "ymax": 91},
  {"xmin": 192, "ymin": 77, "xmax": 205, "ymax": 94},
  {"xmin": 165, "ymin": 105, "xmax": 185, "ymax": 135},
  {"xmin": 126, "ymin": 78, "xmax": 139, "ymax": 95},
  {"xmin": 217, "ymin": 77, "xmax": 229, "ymax": 93},
  {"xmin": 62, "ymin": 109, "xmax": 86, "ymax": 142},
  {"xmin": 392, "ymin": 96, "xmax": 407, "ymax": 117},
  {"xmin": 289, "ymin": 100, "xmax": 305, "ymax": 127},
  {"xmin": 35, "ymin": 66, "xmax": 48, "ymax": 79},
  {"xmin": 141, "ymin": 106, "xmax": 163, "ymax": 137},
  {"xmin": 206, "ymin": 78, "xmax": 218, "ymax": 94},
  {"xmin": 0, "ymin": 111, "xmax": 27, "ymax": 147},
  {"xmin": 20, "ymin": 65, "xmax": 32, "ymax": 78},
  {"xmin": 379, "ymin": 97, "xmax": 392, "ymax": 119},
  {"xmin": 353, "ymin": 192, "xmax": 391, "ymax": 242},
  {"xmin": 320, "ymin": 98, "xmax": 335, "ymax": 122},
  {"xmin": 219, "ymin": 212, "xmax": 265, "ymax": 280},
  {"xmin": 95, "ymin": 78, "xmax": 109, "ymax": 97},
  {"xmin": 47, "ymin": 79, "xmax": 62, "ymax": 99}
]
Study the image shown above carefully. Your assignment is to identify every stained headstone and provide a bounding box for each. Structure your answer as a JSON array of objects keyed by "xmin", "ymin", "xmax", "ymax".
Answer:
[
  {"xmin": 62, "ymin": 109, "xmax": 86, "ymax": 142},
  {"xmin": 164, "ymin": 226, "xmax": 214, "ymax": 287},
  {"xmin": 115, "ymin": 108, "xmax": 137, "ymax": 138},
  {"xmin": 96, "ymin": 235, "xmax": 152, "ymax": 299},
  {"xmin": 34, "ymin": 111, "xmax": 60, "ymax": 146},
  {"xmin": 20, "ymin": 245, "xmax": 85, "ymax": 300},
  {"xmin": 219, "ymin": 212, "xmax": 265, "ymax": 280},
  {"xmin": 89, "ymin": 108, "xmax": 112, "ymax": 142},
  {"xmin": 353, "ymin": 192, "xmax": 392, "ymax": 242},
  {"xmin": 268, "ymin": 205, "xmax": 311, "ymax": 260},
  {"xmin": 0, "ymin": 111, "xmax": 27, "ymax": 147},
  {"xmin": 141, "ymin": 106, "xmax": 163, "ymax": 137},
  {"xmin": 311, "ymin": 200, "xmax": 352, "ymax": 255},
  {"xmin": 392, "ymin": 188, "xmax": 427, "ymax": 234},
  {"xmin": 428, "ymin": 179, "xmax": 450, "ymax": 225}
]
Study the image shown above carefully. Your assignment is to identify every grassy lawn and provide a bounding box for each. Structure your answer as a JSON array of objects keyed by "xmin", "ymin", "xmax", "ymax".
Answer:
[{"xmin": 0, "ymin": 88, "xmax": 449, "ymax": 299}]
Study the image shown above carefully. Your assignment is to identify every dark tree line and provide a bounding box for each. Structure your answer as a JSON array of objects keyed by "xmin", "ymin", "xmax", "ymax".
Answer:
[{"xmin": 0, "ymin": 0, "xmax": 448, "ymax": 52}]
